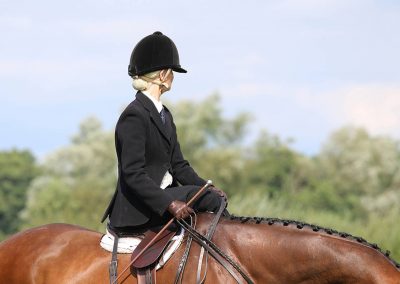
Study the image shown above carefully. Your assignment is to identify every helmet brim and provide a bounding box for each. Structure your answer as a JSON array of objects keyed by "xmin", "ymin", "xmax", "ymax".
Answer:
[
  {"xmin": 130, "ymin": 65, "xmax": 187, "ymax": 77},
  {"xmin": 172, "ymin": 66, "xmax": 187, "ymax": 73}
]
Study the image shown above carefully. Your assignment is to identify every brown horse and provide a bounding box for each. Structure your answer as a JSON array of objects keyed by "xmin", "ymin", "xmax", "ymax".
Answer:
[{"xmin": 0, "ymin": 213, "xmax": 399, "ymax": 283}]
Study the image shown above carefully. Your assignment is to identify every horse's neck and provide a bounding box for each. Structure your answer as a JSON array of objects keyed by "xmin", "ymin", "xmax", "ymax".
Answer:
[{"xmin": 210, "ymin": 218, "xmax": 400, "ymax": 283}]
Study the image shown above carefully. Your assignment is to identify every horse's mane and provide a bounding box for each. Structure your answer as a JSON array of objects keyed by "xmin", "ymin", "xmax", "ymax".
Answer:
[{"xmin": 228, "ymin": 215, "xmax": 400, "ymax": 269}]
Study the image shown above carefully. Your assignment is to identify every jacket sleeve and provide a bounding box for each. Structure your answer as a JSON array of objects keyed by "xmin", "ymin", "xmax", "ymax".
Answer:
[
  {"xmin": 118, "ymin": 112, "xmax": 174, "ymax": 216},
  {"xmin": 170, "ymin": 120, "xmax": 207, "ymax": 186}
]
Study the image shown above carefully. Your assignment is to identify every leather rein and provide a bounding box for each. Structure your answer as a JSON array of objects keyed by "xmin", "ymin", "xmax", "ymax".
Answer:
[{"xmin": 174, "ymin": 198, "xmax": 254, "ymax": 284}]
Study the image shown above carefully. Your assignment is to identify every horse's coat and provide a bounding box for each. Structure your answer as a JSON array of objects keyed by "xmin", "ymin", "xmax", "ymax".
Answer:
[{"xmin": 0, "ymin": 213, "xmax": 399, "ymax": 283}]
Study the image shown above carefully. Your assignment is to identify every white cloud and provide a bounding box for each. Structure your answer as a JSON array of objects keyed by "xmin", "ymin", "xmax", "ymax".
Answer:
[
  {"xmin": 218, "ymin": 81, "xmax": 400, "ymax": 139},
  {"xmin": 293, "ymin": 84, "xmax": 400, "ymax": 137},
  {"xmin": 333, "ymin": 85, "xmax": 400, "ymax": 135}
]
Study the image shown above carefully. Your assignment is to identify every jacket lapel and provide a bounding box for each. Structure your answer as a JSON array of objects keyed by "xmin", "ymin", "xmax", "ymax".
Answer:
[{"xmin": 136, "ymin": 92, "xmax": 171, "ymax": 144}]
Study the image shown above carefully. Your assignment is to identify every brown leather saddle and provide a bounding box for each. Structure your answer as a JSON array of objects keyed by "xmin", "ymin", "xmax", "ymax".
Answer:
[
  {"xmin": 131, "ymin": 225, "xmax": 177, "ymax": 284},
  {"xmin": 107, "ymin": 223, "xmax": 177, "ymax": 284}
]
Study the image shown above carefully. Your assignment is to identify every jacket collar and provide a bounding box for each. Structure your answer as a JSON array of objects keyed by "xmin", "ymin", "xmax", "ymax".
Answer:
[{"xmin": 136, "ymin": 91, "xmax": 171, "ymax": 143}]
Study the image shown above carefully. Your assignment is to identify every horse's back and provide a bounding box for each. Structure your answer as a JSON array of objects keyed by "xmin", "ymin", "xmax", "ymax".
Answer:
[
  {"xmin": 0, "ymin": 223, "xmax": 101, "ymax": 257},
  {"xmin": 0, "ymin": 224, "xmax": 110, "ymax": 284}
]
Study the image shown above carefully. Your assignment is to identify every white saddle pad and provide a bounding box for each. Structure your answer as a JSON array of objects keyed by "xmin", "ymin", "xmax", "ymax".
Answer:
[{"xmin": 100, "ymin": 227, "xmax": 184, "ymax": 270}]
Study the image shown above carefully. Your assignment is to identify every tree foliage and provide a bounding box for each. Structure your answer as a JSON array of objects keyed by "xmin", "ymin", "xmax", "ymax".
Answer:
[
  {"xmin": 20, "ymin": 117, "xmax": 116, "ymax": 231},
  {"xmin": 169, "ymin": 94, "xmax": 251, "ymax": 195},
  {"xmin": 0, "ymin": 149, "xmax": 37, "ymax": 238},
  {"xmin": 314, "ymin": 127, "xmax": 400, "ymax": 217}
]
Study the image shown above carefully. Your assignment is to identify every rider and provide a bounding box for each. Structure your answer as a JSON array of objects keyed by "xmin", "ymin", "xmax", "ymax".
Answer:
[{"xmin": 101, "ymin": 31, "xmax": 227, "ymax": 234}]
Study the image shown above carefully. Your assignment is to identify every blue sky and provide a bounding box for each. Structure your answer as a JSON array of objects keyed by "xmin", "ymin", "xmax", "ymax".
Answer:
[{"xmin": 1, "ymin": 0, "xmax": 400, "ymax": 157}]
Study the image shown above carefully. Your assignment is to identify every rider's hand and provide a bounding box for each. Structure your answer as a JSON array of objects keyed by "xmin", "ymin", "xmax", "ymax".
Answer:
[
  {"xmin": 167, "ymin": 200, "xmax": 194, "ymax": 219},
  {"xmin": 210, "ymin": 186, "xmax": 228, "ymax": 200}
]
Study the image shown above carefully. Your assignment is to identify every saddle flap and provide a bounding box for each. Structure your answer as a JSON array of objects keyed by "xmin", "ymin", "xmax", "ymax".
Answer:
[{"xmin": 131, "ymin": 227, "xmax": 176, "ymax": 269}]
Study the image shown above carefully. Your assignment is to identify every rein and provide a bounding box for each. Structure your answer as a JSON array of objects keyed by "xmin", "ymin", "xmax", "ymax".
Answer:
[
  {"xmin": 174, "ymin": 214, "xmax": 197, "ymax": 284},
  {"xmin": 174, "ymin": 198, "xmax": 227, "ymax": 284},
  {"xmin": 177, "ymin": 218, "xmax": 254, "ymax": 284},
  {"xmin": 196, "ymin": 198, "xmax": 227, "ymax": 284}
]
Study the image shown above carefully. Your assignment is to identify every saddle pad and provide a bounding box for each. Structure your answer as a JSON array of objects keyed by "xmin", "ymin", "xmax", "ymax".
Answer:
[{"xmin": 100, "ymin": 227, "xmax": 184, "ymax": 270}]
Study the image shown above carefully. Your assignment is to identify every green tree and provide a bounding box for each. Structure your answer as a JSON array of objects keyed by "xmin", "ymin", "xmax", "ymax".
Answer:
[
  {"xmin": 0, "ymin": 149, "xmax": 37, "ymax": 239},
  {"xmin": 245, "ymin": 131, "xmax": 309, "ymax": 196},
  {"xmin": 168, "ymin": 94, "xmax": 251, "ymax": 195},
  {"xmin": 20, "ymin": 117, "xmax": 117, "ymax": 231},
  {"xmin": 315, "ymin": 126, "xmax": 400, "ymax": 217}
]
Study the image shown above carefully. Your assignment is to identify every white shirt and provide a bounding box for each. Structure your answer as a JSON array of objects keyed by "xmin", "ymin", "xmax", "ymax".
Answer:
[{"xmin": 142, "ymin": 90, "xmax": 163, "ymax": 113}]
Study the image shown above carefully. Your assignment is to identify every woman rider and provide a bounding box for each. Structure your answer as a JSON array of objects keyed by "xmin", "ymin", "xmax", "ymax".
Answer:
[{"xmin": 102, "ymin": 31, "xmax": 227, "ymax": 234}]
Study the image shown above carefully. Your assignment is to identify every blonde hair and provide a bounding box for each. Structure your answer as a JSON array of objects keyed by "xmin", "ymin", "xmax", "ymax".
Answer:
[{"xmin": 132, "ymin": 70, "xmax": 162, "ymax": 91}]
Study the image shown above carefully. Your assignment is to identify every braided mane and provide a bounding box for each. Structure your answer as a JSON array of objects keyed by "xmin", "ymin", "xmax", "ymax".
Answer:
[{"xmin": 228, "ymin": 215, "xmax": 400, "ymax": 269}]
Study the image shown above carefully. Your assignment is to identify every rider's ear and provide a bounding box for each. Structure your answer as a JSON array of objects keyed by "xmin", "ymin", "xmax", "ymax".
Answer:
[
  {"xmin": 159, "ymin": 70, "xmax": 167, "ymax": 80},
  {"xmin": 160, "ymin": 69, "xmax": 171, "ymax": 81}
]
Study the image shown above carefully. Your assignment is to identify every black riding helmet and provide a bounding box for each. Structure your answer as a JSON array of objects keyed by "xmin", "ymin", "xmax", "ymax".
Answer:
[{"xmin": 128, "ymin": 31, "xmax": 187, "ymax": 77}]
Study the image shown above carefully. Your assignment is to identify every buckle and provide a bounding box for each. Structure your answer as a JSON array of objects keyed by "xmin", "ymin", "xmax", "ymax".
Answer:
[{"xmin": 109, "ymin": 260, "xmax": 118, "ymax": 277}]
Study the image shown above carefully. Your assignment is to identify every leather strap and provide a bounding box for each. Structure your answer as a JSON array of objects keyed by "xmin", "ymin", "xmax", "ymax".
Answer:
[
  {"xmin": 174, "ymin": 215, "xmax": 196, "ymax": 284},
  {"xmin": 196, "ymin": 198, "xmax": 227, "ymax": 283},
  {"xmin": 137, "ymin": 265, "xmax": 156, "ymax": 284},
  {"xmin": 108, "ymin": 226, "xmax": 119, "ymax": 284},
  {"xmin": 178, "ymin": 219, "xmax": 254, "ymax": 284}
]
